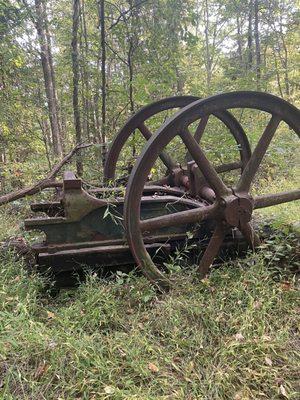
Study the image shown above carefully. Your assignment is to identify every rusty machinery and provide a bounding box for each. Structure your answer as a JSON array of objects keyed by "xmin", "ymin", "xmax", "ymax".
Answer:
[{"xmin": 25, "ymin": 92, "xmax": 300, "ymax": 289}]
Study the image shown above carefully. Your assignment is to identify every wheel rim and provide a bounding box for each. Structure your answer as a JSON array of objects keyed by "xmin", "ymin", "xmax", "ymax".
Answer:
[
  {"xmin": 124, "ymin": 91, "xmax": 300, "ymax": 289},
  {"xmin": 103, "ymin": 95, "xmax": 251, "ymax": 183}
]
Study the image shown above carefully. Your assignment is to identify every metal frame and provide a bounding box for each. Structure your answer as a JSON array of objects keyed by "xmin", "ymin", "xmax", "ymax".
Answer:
[
  {"xmin": 104, "ymin": 95, "xmax": 252, "ymax": 183},
  {"xmin": 24, "ymin": 91, "xmax": 299, "ymax": 289},
  {"xmin": 124, "ymin": 91, "xmax": 300, "ymax": 289}
]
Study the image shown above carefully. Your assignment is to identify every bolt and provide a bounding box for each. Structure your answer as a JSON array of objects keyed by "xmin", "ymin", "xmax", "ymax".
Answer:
[{"xmin": 220, "ymin": 199, "xmax": 226, "ymax": 207}]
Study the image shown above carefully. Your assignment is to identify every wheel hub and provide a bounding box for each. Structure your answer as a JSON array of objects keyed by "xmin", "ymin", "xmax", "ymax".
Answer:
[{"xmin": 222, "ymin": 194, "xmax": 253, "ymax": 227}]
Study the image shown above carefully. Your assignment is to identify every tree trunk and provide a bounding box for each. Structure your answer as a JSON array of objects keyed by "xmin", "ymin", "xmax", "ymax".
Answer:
[
  {"xmin": 272, "ymin": 47, "xmax": 284, "ymax": 97},
  {"xmin": 254, "ymin": 0, "xmax": 261, "ymax": 89},
  {"xmin": 38, "ymin": 118, "xmax": 52, "ymax": 171},
  {"xmin": 72, "ymin": 0, "xmax": 83, "ymax": 176},
  {"xmin": 247, "ymin": 0, "xmax": 253, "ymax": 70},
  {"xmin": 99, "ymin": 0, "xmax": 107, "ymax": 166},
  {"xmin": 43, "ymin": 1, "xmax": 64, "ymax": 149},
  {"xmin": 279, "ymin": 17, "xmax": 290, "ymax": 98},
  {"xmin": 128, "ymin": 40, "xmax": 134, "ymax": 114},
  {"xmin": 34, "ymin": 0, "xmax": 63, "ymax": 157},
  {"xmin": 281, "ymin": 38, "xmax": 290, "ymax": 98},
  {"xmin": 94, "ymin": 52, "xmax": 102, "ymax": 143},
  {"xmin": 127, "ymin": 0, "xmax": 139, "ymax": 157},
  {"xmin": 80, "ymin": 0, "xmax": 93, "ymax": 141},
  {"xmin": 204, "ymin": 0, "xmax": 212, "ymax": 91},
  {"xmin": 236, "ymin": 14, "xmax": 243, "ymax": 67}
]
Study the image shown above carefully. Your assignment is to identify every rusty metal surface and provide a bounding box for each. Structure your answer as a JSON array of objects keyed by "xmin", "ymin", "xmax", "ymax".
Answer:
[
  {"xmin": 25, "ymin": 91, "xmax": 299, "ymax": 288},
  {"xmin": 254, "ymin": 190, "xmax": 300, "ymax": 209},
  {"xmin": 26, "ymin": 167, "xmax": 211, "ymax": 255},
  {"xmin": 124, "ymin": 91, "xmax": 300, "ymax": 289},
  {"xmin": 30, "ymin": 202, "xmax": 63, "ymax": 217},
  {"xmin": 104, "ymin": 96, "xmax": 198, "ymax": 182},
  {"xmin": 103, "ymin": 95, "xmax": 252, "ymax": 183},
  {"xmin": 25, "ymin": 193, "xmax": 207, "ymax": 245},
  {"xmin": 89, "ymin": 185, "xmax": 186, "ymax": 197},
  {"xmin": 38, "ymin": 243, "xmax": 171, "ymax": 272}
]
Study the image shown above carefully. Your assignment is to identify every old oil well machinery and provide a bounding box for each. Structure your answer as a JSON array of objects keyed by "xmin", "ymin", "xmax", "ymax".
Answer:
[{"xmin": 24, "ymin": 91, "xmax": 300, "ymax": 289}]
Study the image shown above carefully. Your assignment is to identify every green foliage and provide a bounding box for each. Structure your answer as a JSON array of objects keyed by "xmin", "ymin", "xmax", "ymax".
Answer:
[
  {"xmin": 0, "ymin": 0, "xmax": 299, "ymax": 187},
  {"xmin": 0, "ymin": 240, "xmax": 299, "ymax": 399},
  {"xmin": 0, "ymin": 3, "xmax": 299, "ymax": 398}
]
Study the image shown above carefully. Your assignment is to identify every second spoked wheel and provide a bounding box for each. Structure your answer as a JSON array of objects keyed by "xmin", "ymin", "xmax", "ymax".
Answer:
[
  {"xmin": 103, "ymin": 95, "xmax": 251, "ymax": 186},
  {"xmin": 124, "ymin": 91, "xmax": 300, "ymax": 289}
]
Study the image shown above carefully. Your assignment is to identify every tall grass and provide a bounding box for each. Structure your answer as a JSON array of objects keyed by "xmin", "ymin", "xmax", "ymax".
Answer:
[{"xmin": 0, "ymin": 236, "xmax": 299, "ymax": 399}]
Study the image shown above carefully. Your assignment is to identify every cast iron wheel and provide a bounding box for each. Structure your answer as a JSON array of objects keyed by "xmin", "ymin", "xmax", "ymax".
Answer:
[
  {"xmin": 124, "ymin": 91, "xmax": 300, "ymax": 290},
  {"xmin": 103, "ymin": 95, "xmax": 251, "ymax": 184}
]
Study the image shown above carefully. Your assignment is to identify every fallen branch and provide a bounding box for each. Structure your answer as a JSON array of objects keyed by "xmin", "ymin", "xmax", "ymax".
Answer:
[{"xmin": 0, "ymin": 143, "xmax": 92, "ymax": 206}]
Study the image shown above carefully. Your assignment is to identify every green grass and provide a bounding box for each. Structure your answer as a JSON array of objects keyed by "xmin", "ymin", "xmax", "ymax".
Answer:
[
  {"xmin": 0, "ymin": 205, "xmax": 24, "ymax": 242},
  {"xmin": 0, "ymin": 120, "xmax": 299, "ymax": 399},
  {"xmin": 0, "ymin": 234, "xmax": 299, "ymax": 399}
]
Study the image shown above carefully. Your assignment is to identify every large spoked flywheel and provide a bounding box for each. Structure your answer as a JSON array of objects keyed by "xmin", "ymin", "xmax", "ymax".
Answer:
[
  {"xmin": 124, "ymin": 91, "xmax": 300, "ymax": 289},
  {"xmin": 104, "ymin": 95, "xmax": 252, "ymax": 186}
]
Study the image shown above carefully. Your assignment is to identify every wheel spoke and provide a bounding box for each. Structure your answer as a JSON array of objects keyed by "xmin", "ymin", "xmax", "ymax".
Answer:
[
  {"xmin": 180, "ymin": 128, "xmax": 230, "ymax": 197},
  {"xmin": 145, "ymin": 176, "xmax": 170, "ymax": 186},
  {"xmin": 138, "ymin": 123, "xmax": 176, "ymax": 171},
  {"xmin": 215, "ymin": 161, "xmax": 242, "ymax": 173},
  {"xmin": 197, "ymin": 223, "xmax": 226, "ymax": 278},
  {"xmin": 237, "ymin": 115, "xmax": 281, "ymax": 192},
  {"xmin": 146, "ymin": 161, "xmax": 242, "ymax": 191},
  {"xmin": 138, "ymin": 122, "xmax": 152, "ymax": 140},
  {"xmin": 239, "ymin": 222, "xmax": 260, "ymax": 250},
  {"xmin": 140, "ymin": 203, "xmax": 219, "ymax": 233},
  {"xmin": 254, "ymin": 189, "xmax": 300, "ymax": 209},
  {"xmin": 186, "ymin": 115, "xmax": 209, "ymax": 162},
  {"xmin": 194, "ymin": 115, "xmax": 210, "ymax": 142}
]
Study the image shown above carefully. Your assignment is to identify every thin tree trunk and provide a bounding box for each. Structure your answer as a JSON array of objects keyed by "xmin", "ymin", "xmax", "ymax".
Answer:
[
  {"xmin": 80, "ymin": 0, "xmax": 93, "ymax": 141},
  {"xmin": 273, "ymin": 47, "xmax": 284, "ymax": 97},
  {"xmin": 204, "ymin": 0, "xmax": 212, "ymax": 90},
  {"xmin": 175, "ymin": 66, "xmax": 184, "ymax": 94},
  {"xmin": 43, "ymin": 1, "xmax": 64, "ymax": 149},
  {"xmin": 94, "ymin": 52, "xmax": 102, "ymax": 143},
  {"xmin": 279, "ymin": 31, "xmax": 290, "ymax": 97},
  {"xmin": 79, "ymin": 49, "xmax": 89, "ymax": 141},
  {"xmin": 247, "ymin": 0, "xmax": 253, "ymax": 70},
  {"xmin": 126, "ymin": 0, "xmax": 139, "ymax": 157},
  {"xmin": 128, "ymin": 41, "xmax": 134, "ymax": 114},
  {"xmin": 34, "ymin": 0, "xmax": 62, "ymax": 157},
  {"xmin": 236, "ymin": 14, "xmax": 243, "ymax": 67},
  {"xmin": 38, "ymin": 118, "xmax": 52, "ymax": 170},
  {"xmin": 281, "ymin": 40, "xmax": 290, "ymax": 98},
  {"xmin": 72, "ymin": 0, "xmax": 83, "ymax": 176},
  {"xmin": 278, "ymin": 4, "xmax": 290, "ymax": 97},
  {"xmin": 127, "ymin": 38, "xmax": 136, "ymax": 157},
  {"xmin": 254, "ymin": 0, "xmax": 261, "ymax": 89},
  {"xmin": 99, "ymin": 0, "xmax": 107, "ymax": 166}
]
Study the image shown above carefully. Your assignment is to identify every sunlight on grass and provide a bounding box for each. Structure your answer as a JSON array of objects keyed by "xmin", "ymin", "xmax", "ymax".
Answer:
[
  {"xmin": 0, "ymin": 115, "xmax": 299, "ymax": 399},
  {"xmin": 253, "ymin": 169, "xmax": 300, "ymax": 226},
  {"xmin": 0, "ymin": 245, "xmax": 299, "ymax": 399},
  {"xmin": 0, "ymin": 205, "xmax": 23, "ymax": 242}
]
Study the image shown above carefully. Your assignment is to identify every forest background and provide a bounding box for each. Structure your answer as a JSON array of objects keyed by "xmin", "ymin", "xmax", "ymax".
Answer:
[
  {"xmin": 0, "ymin": 2, "xmax": 299, "ymax": 399},
  {"xmin": 0, "ymin": 0, "xmax": 299, "ymax": 187}
]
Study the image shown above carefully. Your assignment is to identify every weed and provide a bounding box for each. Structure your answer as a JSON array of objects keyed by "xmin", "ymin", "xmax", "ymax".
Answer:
[{"xmin": 0, "ymin": 237, "xmax": 299, "ymax": 399}]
